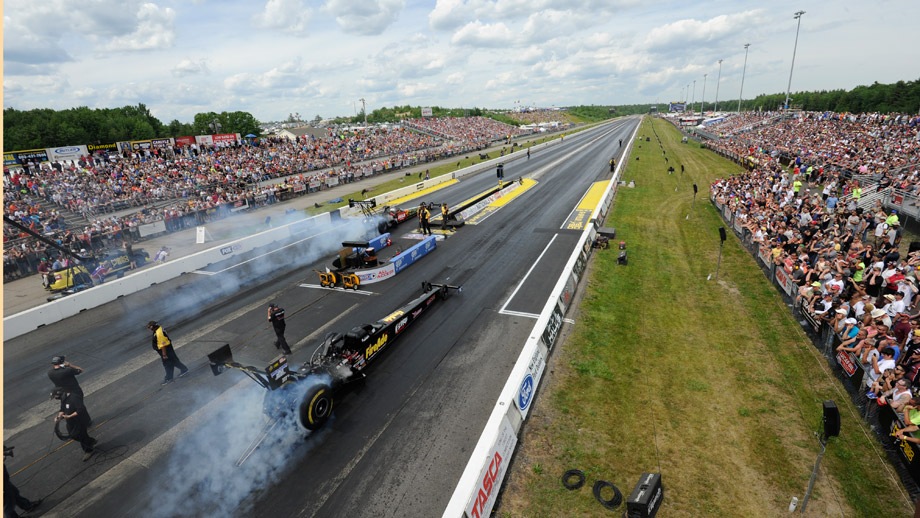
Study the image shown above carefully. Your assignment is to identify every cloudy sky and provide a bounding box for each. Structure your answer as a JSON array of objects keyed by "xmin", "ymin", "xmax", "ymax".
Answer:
[{"xmin": 4, "ymin": 0, "xmax": 918, "ymax": 123}]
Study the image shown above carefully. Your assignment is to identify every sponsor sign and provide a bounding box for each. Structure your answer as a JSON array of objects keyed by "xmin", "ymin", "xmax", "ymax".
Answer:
[
  {"xmin": 836, "ymin": 351, "xmax": 859, "ymax": 377},
  {"xmin": 368, "ymin": 233, "xmax": 391, "ymax": 251},
  {"xmin": 4, "ymin": 149, "xmax": 49, "ymax": 165},
  {"xmin": 46, "ymin": 145, "xmax": 89, "ymax": 162},
  {"xmin": 774, "ymin": 268, "xmax": 796, "ymax": 297},
  {"xmin": 542, "ymin": 302, "xmax": 564, "ymax": 349},
  {"xmin": 356, "ymin": 263, "xmax": 396, "ymax": 284},
  {"xmin": 516, "ymin": 347, "xmax": 546, "ymax": 418},
  {"xmin": 391, "ymin": 236, "xmax": 436, "ymax": 274},
  {"xmin": 733, "ymin": 216, "xmax": 744, "ymax": 235},
  {"xmin": 421, "ymin": 107, "xmax": 433, "ymax": 117},
  {"xmin": 230, "ymin": 199, "xmax": 249, "ymax": 212},
  {"xmin": 131, "ymin": 140, "xmax": 152, "ymax": 150},
  {"xmin": 174, "ymin": 136, "xmax": 196, "ymax": 147},
  {"xmin": 212, "ymin": 133, "xmax": 239, "ymax": 144},
  {"xmin": 86, "ymin": 143, "xmax": 118, "ymax": 152},
  {"xmin": 151, "ymin": 138, "xmax": 173, "ymax": 148},
  {"xmin": 758, "ymin": 244, "xmax": 772, "ymax": 267},
  {"xmin": 466, "ymin": 416, "xmax": 517, "ymax": 518},
  {"xmin": 722, "ymin": 204, "xmax": 731, "ymax": 222},
  {"xmin": 668, "ymin": 102, "xmax": 686, "ymax": 113}
]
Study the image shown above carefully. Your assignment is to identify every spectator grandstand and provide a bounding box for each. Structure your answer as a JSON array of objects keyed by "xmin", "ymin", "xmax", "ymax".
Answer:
[
  {"xmin": 700, "ymin": 109, "xmax": 920, "ymax": 491},
  {"xmin": 3, "ymin": 117, "xmax": 530, "ymax": 281}
]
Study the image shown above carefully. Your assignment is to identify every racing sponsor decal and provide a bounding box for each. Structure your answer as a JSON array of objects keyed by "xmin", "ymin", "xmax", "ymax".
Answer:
[
  {"xmin": 381, "ymin": 310, "xmax": 404, "ymax": 324},
  {"xmin": 151, "ymin": 138, "xmax": 173, "ymax": 148},
  {"xmin": 517, "ymin": 374, "xmax": 534, "ymax": 412},
  {"xmin": 5, "ymin": 149, "xmax": 49, "ymax": 165},
  {"xmin": 542, "ymin": 303, "xmax": 564, "ymax": 349},
  {"xmin": 364, "ymin": 333, "xmax": 389, "ymax": 360},
  {"xmin": 467, "ymin": 416, "xmax": 517, "ymax": 518},
  {"xmin": 219, "ymin": 244, "xmax": 242, "ymax": 256},
  {"xmin": 394, "ymin": 317, "xmax": 408, "ymax": 335}
]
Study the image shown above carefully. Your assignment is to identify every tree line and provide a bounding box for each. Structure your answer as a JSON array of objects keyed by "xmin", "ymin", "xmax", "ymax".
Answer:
[
  {"xmin": 610, "ymin": 78, "xmax": 920, "ymax": 116},
  {"xmin": 3, "ymin": 104, "xmax": 262, "ymax": 151}
]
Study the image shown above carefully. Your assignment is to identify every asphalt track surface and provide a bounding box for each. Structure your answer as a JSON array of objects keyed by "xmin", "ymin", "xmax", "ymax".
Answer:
[{"xmin": 3, "ymin": 117, "xmax": 639, "ymax": 518}]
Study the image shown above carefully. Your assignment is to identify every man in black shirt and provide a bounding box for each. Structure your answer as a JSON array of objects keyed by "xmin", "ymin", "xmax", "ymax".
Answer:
[
  {"xmin": 53, "ymin": 389, "xmax": 97, "ymax": 461},
  {"xmin": 268, "ymin": 303, "xmax": 292, "ymax": 355},
  {"xmin": 48, "ymin": 356, "xmax": 84, "ymax": 396}
]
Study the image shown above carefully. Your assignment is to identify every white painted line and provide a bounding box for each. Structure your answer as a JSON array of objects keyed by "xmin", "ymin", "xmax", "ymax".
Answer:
[
  {"xmin": 298, "ymin": 284, "xmax": 375, "ymax": 296},
  {"xmin": 498, "ymin": 234, "xmax": 558, "ymax": 314},
  {"xmin": 191, "ymin": 270, "xmax": 217, "ymax": 276}
]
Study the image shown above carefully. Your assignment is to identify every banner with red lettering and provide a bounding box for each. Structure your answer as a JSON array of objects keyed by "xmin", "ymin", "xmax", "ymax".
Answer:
[
  {"xmin": 774, "ymin": 268, "xmax": 795, "ymax": 297},
  {"xmin": 466, "ymin": 416, "xmax": 517, "ymax": 518},
  {"xmin": 175, "ymin": 136, "xmax": 196, "ymax": 147}
]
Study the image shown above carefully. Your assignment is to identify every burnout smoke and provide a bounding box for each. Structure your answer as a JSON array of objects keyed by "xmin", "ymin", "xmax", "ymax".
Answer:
[
  {"xmin": 127, "ymin": 213, "xmax": 378, "ymax": 325},
  {"xmin": 139, "ymin": 373, "xmax": 334, "ymax": 517}
]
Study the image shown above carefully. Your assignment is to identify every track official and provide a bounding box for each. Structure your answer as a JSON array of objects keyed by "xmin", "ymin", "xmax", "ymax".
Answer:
[
  {"xmin": 268, "ymin": 303, "xmax": 292, "ymax": 355},
  {"xmin": 419, "ymin": 203, "xmax": 432, "ymax": 235},
  {"xmin": 147, "ymin": 321, "xmax": 189, "ymax": 385}
]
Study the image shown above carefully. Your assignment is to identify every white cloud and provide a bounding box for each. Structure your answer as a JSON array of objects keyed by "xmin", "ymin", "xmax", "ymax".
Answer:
[
  {"xmin": 451, "ymin": 20, "xmax": 516, "ymax": 47},
  {"xmin": 172, "ymin": 58, "xmax": 211, "ymax": 77},
  {"xmin": 324, "ymin": 0, "xmax": 405, "ymax": 36},
  {"xmin": 644, "ymin": 10, "xmax": 764, "ymax": 53},
  {"xmin": 103, "ymin": 3, "xmax": 177, "ymax": 51},
  {"xmin": 254, "ymin": 0, "xmax": 312, "ymax": 33}
]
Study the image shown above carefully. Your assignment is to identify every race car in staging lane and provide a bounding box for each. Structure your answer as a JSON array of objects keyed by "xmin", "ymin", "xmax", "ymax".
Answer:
[{"xmin": 207, "ymin": 281, "xmax": 462, "ymax": 435}]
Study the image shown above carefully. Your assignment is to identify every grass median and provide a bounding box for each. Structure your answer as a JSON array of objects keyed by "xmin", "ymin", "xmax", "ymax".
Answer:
[{"xmin": 496, "ymin": 117, "xmax": 913, "ymax": 516}]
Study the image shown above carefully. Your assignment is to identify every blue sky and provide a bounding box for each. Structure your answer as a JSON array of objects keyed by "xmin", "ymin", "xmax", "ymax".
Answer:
[{"xmin": 4, "ymin": 0, "xmax": 918, "ymax": 123}]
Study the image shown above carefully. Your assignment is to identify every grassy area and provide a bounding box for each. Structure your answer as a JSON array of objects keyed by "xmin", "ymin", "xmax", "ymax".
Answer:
[{"xmin": 497, "ymin": 117, "xmax": 913, "ymax": 516}]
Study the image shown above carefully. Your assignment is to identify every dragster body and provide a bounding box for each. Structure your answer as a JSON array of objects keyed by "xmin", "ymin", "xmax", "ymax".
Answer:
[{"xmin": 208, "ymin": 281, "xmax": 461, "ymax": 433}]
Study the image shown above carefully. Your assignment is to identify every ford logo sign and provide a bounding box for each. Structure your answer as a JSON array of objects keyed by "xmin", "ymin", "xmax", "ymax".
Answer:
[
  {"xmin": 53, "ymin": 146, "xmax": 81, "ymax": 154},
  {"xmin": 517, "ymin": 373, "xmax": 534, "ymax": 411}
]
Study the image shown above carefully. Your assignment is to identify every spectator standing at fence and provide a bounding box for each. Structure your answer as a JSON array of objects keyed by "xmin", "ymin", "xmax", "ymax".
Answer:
[{"xmin": 865, "ymin": 346, "xmax": 897, "ymax": 398}]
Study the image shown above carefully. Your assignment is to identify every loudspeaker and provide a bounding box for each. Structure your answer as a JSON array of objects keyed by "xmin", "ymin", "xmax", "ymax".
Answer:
[
  {"xmin": 626, "ymin": 473, "xmax": 663, "ymax": 518},
  {"xmin": 823, "ymin": 400, "xmax": 840, "ymax": 439},
  {"xmin": 693, "ymin": 183, "xmax": 698, "ymax": 194},
  {"xmin": 718, "ymin": 227, "xmax": 727, "ymax": 242}
]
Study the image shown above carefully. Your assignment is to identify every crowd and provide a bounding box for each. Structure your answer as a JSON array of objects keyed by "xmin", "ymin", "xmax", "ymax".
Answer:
[
  {"xmin": 503, "ymin": 109, "xmax": 570, "ymax": 126},
  {"xmin": 3, "ymin": 117, "xmax": 525, "ymax": 280},
  {"xmin": 707, "ymin": 109, "xmax": 920, "ymax": 459},
  {"xmin": 404, "ymin": 116, "xmax": 529, "ymax": 144}
]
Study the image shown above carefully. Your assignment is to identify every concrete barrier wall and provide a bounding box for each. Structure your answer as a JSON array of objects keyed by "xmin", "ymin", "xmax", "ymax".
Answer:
[{"xmin": 3, "ymin": 212, "xmax": 334, "ymax": 340}]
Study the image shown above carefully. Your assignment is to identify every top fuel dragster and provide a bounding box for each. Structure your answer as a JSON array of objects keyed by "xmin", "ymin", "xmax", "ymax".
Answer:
[{"xmin": 207, "ymin": 281, "xmax": 461, "ymax": 443}]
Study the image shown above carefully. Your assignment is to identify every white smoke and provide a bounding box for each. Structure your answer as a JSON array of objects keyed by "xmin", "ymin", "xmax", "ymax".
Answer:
[{"xmin": 139, "ymin": 373, "xmax": 333, "ymax": 517}]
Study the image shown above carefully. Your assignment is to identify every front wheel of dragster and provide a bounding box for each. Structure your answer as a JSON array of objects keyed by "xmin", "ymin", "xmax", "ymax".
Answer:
[{"xmin": 299, "ymin": 383, "xmax": 334, "ymax": 431}]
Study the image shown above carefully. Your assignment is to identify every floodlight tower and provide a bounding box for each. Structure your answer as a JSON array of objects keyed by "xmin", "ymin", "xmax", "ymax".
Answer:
[
  {"xmin": 784, "ymin": 11, "xmax": 806, "ymax": 110},
  {"xmin": 715, "ymin": 59, "xmax": 723, "ymax": 112},
  {"xmin": 738, "ymin": 43, "xmax": 750, "ymax": 112}
]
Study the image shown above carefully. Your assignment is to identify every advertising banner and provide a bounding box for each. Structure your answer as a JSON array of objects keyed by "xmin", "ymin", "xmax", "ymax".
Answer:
[
  {"xmin": 774, "ymin": 268, "xmax": 796, "ymax": 297},
  {"xmin": 516, "ymin": 347, "xmax": 546, "ymax": 419},
  {"xmin": 151, "ymin": 138, "xmax": 174, "ymax": 148},
  {"xmin": 46, "ymin": 145, "xmax": 89, "ymax": 163},
  {"xmin": 466, "ymin": 416, "xmax": 517, "ymax": 518},
  {"xmin": 175, "ymin": 136, "xmax": 196, "ymax": 147},
  {"xmin": 4, "ymin": 149, "xmax": 49, "ymax": 165},
  {"xmin": 391, "ymin": 236, "xmax": 436, "ymax": 274},
  {"xmin": 86, "ymin": 143, "xmax": 118, "ymax": 153},
  {"xmin": 758, "ymin": 244, "xmax": 772, "ymax": 267}
]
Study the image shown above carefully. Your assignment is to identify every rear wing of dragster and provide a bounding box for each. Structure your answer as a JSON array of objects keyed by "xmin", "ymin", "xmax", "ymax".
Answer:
[{"xmin": 207, "ymin": 344, "xmax": 293, "ymax": 391}]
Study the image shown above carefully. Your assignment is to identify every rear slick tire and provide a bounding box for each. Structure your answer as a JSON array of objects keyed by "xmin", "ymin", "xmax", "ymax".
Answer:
[{"xmin": 299, "ymin": 383, "xmax": 333, "ymax": 431}]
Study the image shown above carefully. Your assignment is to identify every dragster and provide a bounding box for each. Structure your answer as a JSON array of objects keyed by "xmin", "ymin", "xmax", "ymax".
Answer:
[{"xmin": 207, "ymin": 281, "xmax": 461, "ymax": 443}]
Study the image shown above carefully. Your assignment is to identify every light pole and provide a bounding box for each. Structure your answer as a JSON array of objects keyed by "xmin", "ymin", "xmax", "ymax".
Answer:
[
  {"xmin": 738, "ymin": 43, "xmax": 750, "ymax": 113},
  {"xmin": 785, "ymin": 10, "xmax": 806, "ymax": 111},
  {"xmin": 359, "ymin": 98, "xmax": 367, "ymax": 125},
  {"xmin": 700, "ymin": 74, "xmax": 707, "ymax": 114},
  {"xmin": 715, "ymin": 59, "xmax": 723, "ymax": 112},
  {"xmin": 692, "ymin": 80, "xmax": 696, "ymax": 113},
  {"xmin": 686, "ymin": 84, "xmax": 690, "ymax": 104}
]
